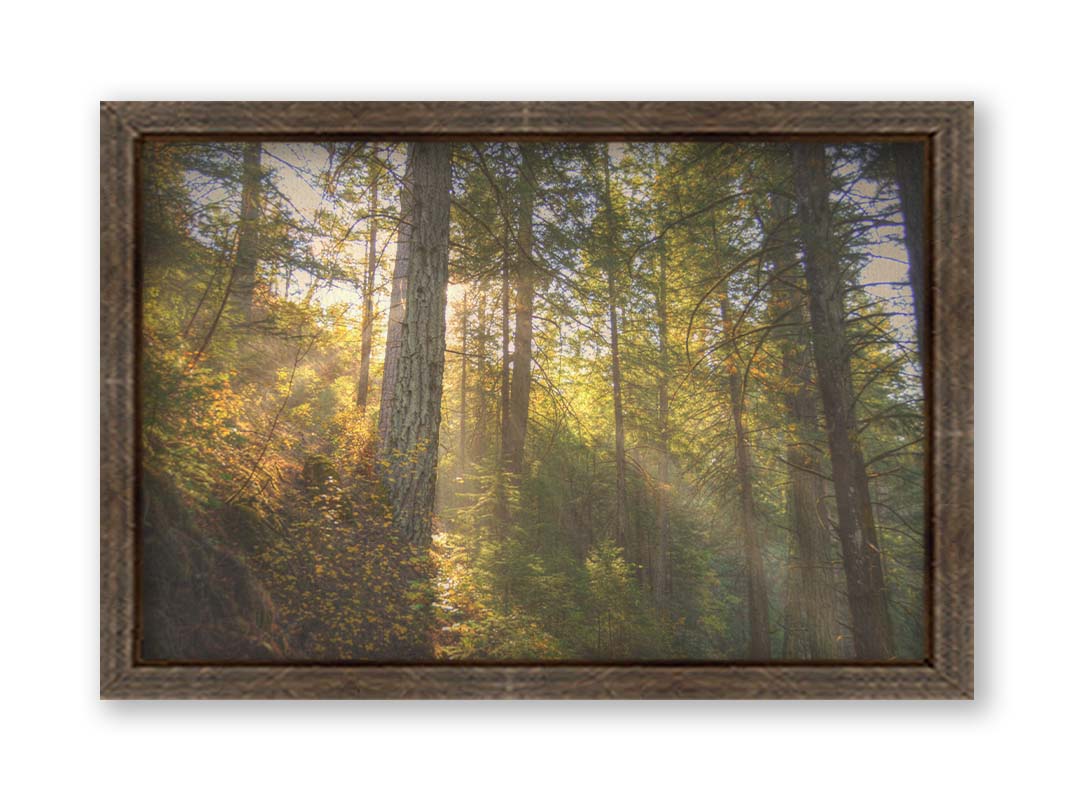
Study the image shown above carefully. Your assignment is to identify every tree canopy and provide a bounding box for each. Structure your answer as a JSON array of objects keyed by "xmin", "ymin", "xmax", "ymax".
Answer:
[{"xmin": 139, "ymin": 139, "xmax": 925, "ymax": 663}]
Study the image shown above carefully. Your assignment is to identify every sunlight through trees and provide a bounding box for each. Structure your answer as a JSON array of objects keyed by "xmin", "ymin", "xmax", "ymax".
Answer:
[{"xmin": 139, "ymin": 139, "xmax": 926, "ymax": 663}]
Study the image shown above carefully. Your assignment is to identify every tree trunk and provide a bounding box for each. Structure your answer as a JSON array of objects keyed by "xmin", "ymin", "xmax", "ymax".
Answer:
[
  {"xmin": 781, "ymin": 324, "xmax": 840, "ymax": 660},
  {"xmin": 791, "ymin": 142, "xmax": 894, "ymax": 660},
  {"xmin": 378, "ymin": 147, "xmax": 414, "ymax": 447},
  {"xmin": 763, "ymin": 195, "xmax": 840, "ymax": 660},
  {"xmin": 602, "ymin": 147, "xmax": 629, "ymax": 551},
  {"xmin": 892, "ymin": 142, "xmax": 928, "ymax": 382},
  {"xmin": 232, "ymin": 142, "xmax": 262, "ymax": 322},
  {"xmin": 500, "ymin": 247, "xmax": 511, "ymax": 459},
  {"xmin": 719, "ymin": 295, "xmax": 772, "ymax": 660},
  {"xmin": 356, "ymin": 150, "xmax": 380, "ymax": 409},
  {"xmin": 504, "ymin": 144, "xmax": 537, "ymax": 473},
  {"xmin": 378, "ymin": 143, "xmax": 452, "ymax": 547},
  {"xmin": 652, "ymin": 240, "xmax": 671, "ymax": 607},
  {"xmin": 459, "ymin": 288, "xmax": 468, "ymax": 474},
  {"xmin": 472, "ymin": 278, "xmax": 489, "ymax": 465}
]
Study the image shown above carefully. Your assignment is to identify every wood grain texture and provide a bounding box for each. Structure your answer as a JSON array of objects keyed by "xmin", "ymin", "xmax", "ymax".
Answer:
[
  {"xmin": 101, "ymin": 100, "xmax": 965, "ymax": 138},
  {"xmin": 100, "ymin": 101, "xmax": 973, "ymax": 699},
  {"xmin": 100, "ymin": 102, "xmax": 139, "ymax": 698}
]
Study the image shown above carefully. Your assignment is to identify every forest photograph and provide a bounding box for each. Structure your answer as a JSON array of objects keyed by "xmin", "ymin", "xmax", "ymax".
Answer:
[{"xmin": 138, "ymin": 137, "xmax": 927, "ymax": 664}]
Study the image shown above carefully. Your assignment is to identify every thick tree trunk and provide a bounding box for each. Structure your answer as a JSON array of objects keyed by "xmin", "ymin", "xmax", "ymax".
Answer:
[
  {"xmin": 719, "ymin": 296, "xmax": 772, "ymax": 660},
  {"xmin": 781, "ymin": 335, "xmax": 839, "ymax": 660},
  {"xmin": 892, "ymin": 142, "xmax": 928, "ymax": 382},
  {"xmin": 782, "ymin": 329, "xmax": 839, "ymax": 659},
  {"xmin": 602, "ymin": 147, "xmax": 629, "ymax": 551},
  {"xmin": 378, "ymin": 148, "xmax": 414, "ymax": 446},
  {"xmin": 764, "ymin": 196, "xmax": 839, "ymax": 660},
  {"xmin": 791, "ymin": 143, "xmax": 894, "ymax": 660},
  {"xmin": 232, "ymin": 143, "xmax": 262, "ymax": 322},
  {"xmin": 356, "ymin": 151, "xmax": 380, "ymax": 409},
  {"xmin": 378, "ymin": 143, "xmax": 452, "ymax": 547},
  {"xmin": 504, "ymin": 144, "xmax": 537, "ymax": 473}
]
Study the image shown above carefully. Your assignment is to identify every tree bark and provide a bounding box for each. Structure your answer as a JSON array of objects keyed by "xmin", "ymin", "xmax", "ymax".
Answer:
[
  {"xmin": 378, "ymin": 143, "xmax": 452, "ymax": 547},
  {"xmin": 504, "ymin": 144, "xmax": 538, "ymax": 473},
  {"xmin": 232, "ymin": 142, "xmax": 262, "ymax": 322},
  {"xmin": 356, "ymin": 150, "xmax": 380, "ymax": 410},
  {"xmin": 892, "ymin": 142, "xmax": 928, "ymax": 382},
  {"xmin": 791, "ymin": 143, "xmax": 894, "ymax": 660},
  {"xmin": 378, "ymin": 148, "xmax": 414, "ymax": 447},
  {"xmin": 780, "ymin": 316, "xmax": 840, "ymax": 661}
]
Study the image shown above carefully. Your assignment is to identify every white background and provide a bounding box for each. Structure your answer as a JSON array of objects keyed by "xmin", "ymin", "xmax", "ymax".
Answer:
[{"xmin": 1, "ymin": 1, "xmax": 1056, "ymax": 797}]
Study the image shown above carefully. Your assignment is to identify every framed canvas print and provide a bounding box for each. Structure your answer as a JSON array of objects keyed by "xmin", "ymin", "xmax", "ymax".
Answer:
[{"xmin": 100, "ymin": 101, "xmax": 973, "ymax": 698}]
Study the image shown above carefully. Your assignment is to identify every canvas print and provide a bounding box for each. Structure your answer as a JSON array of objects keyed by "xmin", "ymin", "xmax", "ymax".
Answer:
[{"xmin": 138, "ymin": 139, "xmax": 926, "ymax": 663}]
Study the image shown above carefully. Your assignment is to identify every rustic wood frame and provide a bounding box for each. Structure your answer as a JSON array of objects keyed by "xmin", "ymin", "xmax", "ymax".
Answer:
[{"xmin": 101, "ymin": 101, "xmax": 973, "ymax": 699}]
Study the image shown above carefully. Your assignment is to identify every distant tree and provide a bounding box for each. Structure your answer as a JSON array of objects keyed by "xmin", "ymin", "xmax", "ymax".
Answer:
[
  {"xmin": 356, "ymin": 147, "xmax": 381, "ymax": 410},
  {"xmin": 231, "ymin": 142, "xmax": 262, "ymax": 322},
  {"xmin": 503, "ymin": 144, "xmax": 539, "ymax": 473},
  {"xmin": 600, "ymin": 145, "xmax": 630, "ymax": 553},
  {"xmin": 719, "ymin": 288, "xmax": 772, "ymax": 660}
]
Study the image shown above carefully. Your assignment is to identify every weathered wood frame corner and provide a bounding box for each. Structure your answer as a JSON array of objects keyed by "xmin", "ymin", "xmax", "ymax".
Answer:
[{"xmin": 101, "ymin": 101, "xmax": 973, "ymax": 699}]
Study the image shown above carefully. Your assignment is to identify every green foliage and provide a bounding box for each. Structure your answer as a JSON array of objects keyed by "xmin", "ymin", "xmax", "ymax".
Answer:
[{"xmin": 139, "ymin": 139, "xmax": 926, "ymax": 664}]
